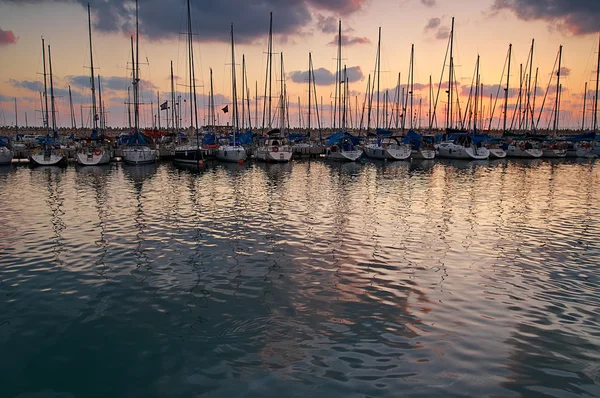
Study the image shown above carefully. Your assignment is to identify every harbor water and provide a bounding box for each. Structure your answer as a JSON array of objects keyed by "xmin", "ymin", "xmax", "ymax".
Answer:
[{"xmin": 1, "ymin": 159, "xmax": 599, "ymax": 397}]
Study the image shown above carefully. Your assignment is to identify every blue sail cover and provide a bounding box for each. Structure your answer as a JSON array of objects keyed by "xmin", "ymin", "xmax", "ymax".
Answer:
[
  {"xmin": 0, "ymin": 136, "xmax": 10, "ymax": 147},
  {"xmin": 237, "ymin": 131, "xmax": 255, "ymax": 145},
  {"xmin": 127, "ymin": 131, "xmax": 149, "ymax": 146},
  {"xmin": 326, "ymin": 131, "xmax": 360, "ymax": 147},
  {"xmin": 202, "ymin": 133, "xmax": 216, "ymax": 146}
]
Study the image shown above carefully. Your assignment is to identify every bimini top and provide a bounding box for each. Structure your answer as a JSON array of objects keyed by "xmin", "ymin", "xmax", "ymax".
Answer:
[{"xmin": 326, "ymin": 131, "xmax": 360, "ymax": 147}]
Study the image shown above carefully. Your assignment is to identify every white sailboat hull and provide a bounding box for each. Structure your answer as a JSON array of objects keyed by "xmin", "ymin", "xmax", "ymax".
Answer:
[
  {"xmin": 411, "ymin": 149, "xmax": 436, "ymax": 160},
  {"xmin": 122, "ymin": 146, "xmax": 156, "ymax": 165},
  {"xmin": 505, "ymin": 146, "xmax": 542, "ymax": 158},
  {"xmin": 256, "ymin": 146, "xmax": 293, "ymax": 163},
  {"xmin": 566, "ymin": 147, "xmax": 596, "ymax": 158},
  {"xmin": 436, "ymin": 142, "xmax": 489, "ymax": 160},
  {"xmin": 216, "ymin": 145, "xmax": 247, "ymax": 162},
  {"xmin": 0, "ymin": 147, "xmax": 13, "ymax": 165},
  {"xmin": 542, "ymin": 148, "xmax": 567, "ymax": 158},
  {"xmin": 76, "ymin": 147, "xmax": 111, "ymax": 166},
  {"xmin": 365, "ymin": 144, "xmax": 411, "ymax": 160},
  {"xmin": 29, "ymin": 148, "xmax": 67, "ymax": 167},
  {"xmin": 489, "ymin": 148, "xmax": 507, "ymax": 159},
  {"xmin": 326, "ymin": 149, "xmax": 363, "ymax": 162}
]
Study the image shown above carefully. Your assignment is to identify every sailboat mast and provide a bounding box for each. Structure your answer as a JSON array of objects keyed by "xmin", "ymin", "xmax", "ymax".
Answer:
[
  {"xmin": 209, "ymin": 68, "xmax": 214, "ymax": 127},
  {"xmin": 241, "ymin": 54, "xmax": 246, "ymax": 130},
  {"xmin": 134, "ymin": 0, "xmax": 140, "ymax": 133},
  {"xmin": 87, "ymin": 4, "xmax": 98, "ymax": 132},
  {"xmin": 48, "ymin": 45, "xmax": 57, "ymax": 132},
  {"xmin": 503, "ymin": 44, "xmax": 512, "ymax": 133},
  {"xmin": 127, "ymin": 84, "xmax": 132, "ymax": 129},
  {"xmin": 186, "ymin": 0, "xmax": 199, "ymax": 147},
  {"xmin": 280, "ymin": 52, "xmax": 285, "ymax": 130},
  {"xmin": 264, "ymin": 12, "xmax": 273, "ymax": 130},
  {"xmin": 308, "ymin": 52, "xmax": 312, "ymax": 131},
  {"xmin": 474, "ymin": 55, "xmax": 479, "ymax": 132},
  {"xmin": 429, "ymin": 75, "xmax": 433, "ymax": 133},
  {"xmin": 68, "ymin": 86, "xmax": 75, "ymax": 129},
  {"xmin": 594, "ymin": 33, "xmax": 600, "ymax": 132},
  {"xmin": 410, "ymin": 43, "xmax": 415, "ymax": 130},
  {"xmin": 526, "ymin": 39, "xmax": 534, "ymax": 131},
  {"xmin": 170, "ymin": 61, "xmax": 176, "ymax": 133},
  {"xmin": 531, "ymin": 67, "xmax": 538, "ymax": 130},
  {"xmin": 582, "ymin": 82, "xmax": 588, "ymax": 130},
  {"xmin": 334, "ymin": 20, "xmax": 342, "ymax": 129},
  {"xmin": 553, "ymin": 45, "xmax": 562, "ymax": 134},
  {"xmin": 98, "ymin": 75, "xmax": 103, "ymax": 132},
  {"xmin": 447, "ymin": 17, "xmax": 454, "ymax": 130},
  {"xmin": 231, "ymin": 24, "xmax": 239, "ymax": 133},
  {"xmin": 14, "ymin": 98, "xmax": 17, "ymax": 135},
  {"xmin": 376, "ymin": 27, "xmax": 381, "ymax": 129},
  {"xmin": 41, "ymin": 38, "xmax": 50, "ymax": 134}
]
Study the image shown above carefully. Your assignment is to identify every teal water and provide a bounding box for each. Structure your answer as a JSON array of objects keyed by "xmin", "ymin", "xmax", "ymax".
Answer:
[{"xmin": 1, "ymin": 159, "xmax": 599, "ymax": 397}]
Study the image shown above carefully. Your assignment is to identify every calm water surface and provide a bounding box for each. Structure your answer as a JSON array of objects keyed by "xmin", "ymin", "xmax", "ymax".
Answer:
[{"xmin": 1, "ymin": 159, "xmax": 599, "ymax": 397}]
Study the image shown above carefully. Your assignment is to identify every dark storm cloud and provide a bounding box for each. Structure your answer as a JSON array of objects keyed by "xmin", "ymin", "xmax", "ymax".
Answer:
[
  {"xmin": 0, "ymin": 0, "xmax": 366, "ymax": 43},
  {"xmin": 288, "ymin": 66, "xmax": 364, "ymax": 85},
  {"xmin": 492, "ymin": 0, "xmax": 600, "ymax": 35}
]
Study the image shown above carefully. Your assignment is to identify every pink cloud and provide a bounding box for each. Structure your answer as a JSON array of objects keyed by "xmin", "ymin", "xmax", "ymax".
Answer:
[{"xmin": 0, "ymin": 27, "xmax": 17, "ymax": 45}]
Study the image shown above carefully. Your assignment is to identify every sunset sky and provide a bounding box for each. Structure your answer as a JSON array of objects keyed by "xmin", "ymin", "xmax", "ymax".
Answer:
[{"xmin": 0, "ymin": 0, "xmax": 599, "ymax": 131}]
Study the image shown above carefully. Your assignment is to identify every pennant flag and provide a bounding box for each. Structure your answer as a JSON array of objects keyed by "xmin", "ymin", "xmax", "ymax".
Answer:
[
  {"xmin": 222, "ymin": 105, "xmax": 229, "ymax": 113},
  {"xmin": 160, "ymin": 101, "xmax": 168, "ymax": 110}
]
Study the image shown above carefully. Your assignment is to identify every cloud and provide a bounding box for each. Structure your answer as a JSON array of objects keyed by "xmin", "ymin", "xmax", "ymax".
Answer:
[
  {"xmin": 316, "ymin": 14, "xmax": 338, "ymax": 33},
  {"xmin": 421, "ymin": 0, "xmax": 436, "ymax": 7},
  {"xmin": 66, "ymin": 75, "xmax": 158, "ymax": 91},
  {"xmin": 9, "ymin": 79, "xmax": 43, "ymax": 92},
  {"xmin": 424, "ymin": 17, "xmax": 441, "ymax": 31},
  {"xmin": 288, "ymin": 66, "xmax": 364, "ymax": 85},
  {"xmin": 328, "ymin": 34, "xmax": 371, "ymax": 46},
  {"xmin": 558, "ymin": 66, "xmax": 570, "ymax": 77},
  {"xmin": 492, "ymin": 0, "xmax": 600, "ymax": 35},
  {"xmin": 435, "ymin": 26, "xmax": 450, "ymax": 40},
  {"xmin": 2, "ymin": 0, "xmax": 367, "ymax": 43},
  {"xmin": 0, "ymin": 27, "xmax": 17, "ymax": 45}
]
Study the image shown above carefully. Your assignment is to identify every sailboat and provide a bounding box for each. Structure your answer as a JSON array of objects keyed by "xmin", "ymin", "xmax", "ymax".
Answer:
[
  {"xmin": 77, "ymin": 4, "xmax": 111, "ymax": 166},
  {"xmin": 216, "ymin": 24, "xmax": 247, "ymax": 163},
  {"xmin": 0, "ymin": 100, "xmax": 15, "ymax": 165},
  {"xmin": 122, "ymin": 0, "xmax": 156, "ymax": 165},
  {"xmin": 364, "ymin": 29, "xmax": 411, "ymax": 161},
  {"xmin": 255, "ymin": 13, "xmax": 293, "ymax": 163},
  {"xmin": 173, "ymin": 0, "xmax": 204, "ymax": 166},
  {"xmin": 30, "ymin": 40, "xmax": 67, "ymax": 167},
  {"xmin": 325, "ymin": 20, "xmax": 363, "ymax": 162},
  {"xmin": 0, "ymin": 136, "xmax": 12, "ymax": 165},
  {"xmin": 435, "ymin": 18, "xmax": 489, "ymax": 160}
]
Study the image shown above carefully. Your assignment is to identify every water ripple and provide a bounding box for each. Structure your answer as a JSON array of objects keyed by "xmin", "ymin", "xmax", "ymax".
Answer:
[{"xmin": 0, "ymin": 160, "xmax": 599, "ymax": 397}]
